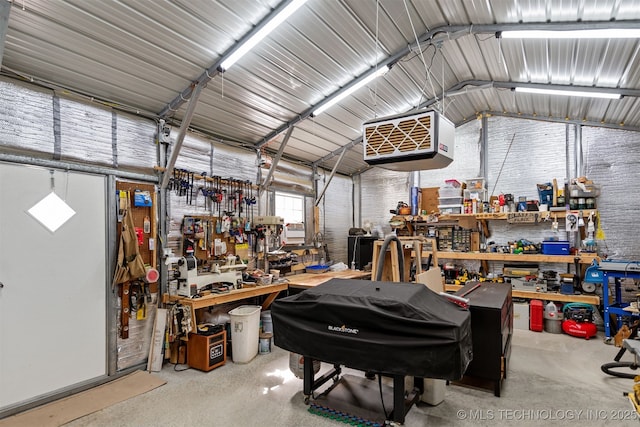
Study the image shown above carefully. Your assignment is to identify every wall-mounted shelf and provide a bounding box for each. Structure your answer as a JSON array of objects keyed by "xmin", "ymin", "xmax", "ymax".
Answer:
[
  {"xmin": 437, "ymin": 251, "xmax": 599, "ymax": 265},
  {"xmin": 392, "ymin": 209, "xmax": 598, "ymax": 223}
]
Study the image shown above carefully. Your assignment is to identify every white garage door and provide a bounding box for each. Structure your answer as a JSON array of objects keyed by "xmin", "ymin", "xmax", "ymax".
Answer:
[{"xmin": 0, "ymin": 163, "xmax": 107, "ymax": 410}]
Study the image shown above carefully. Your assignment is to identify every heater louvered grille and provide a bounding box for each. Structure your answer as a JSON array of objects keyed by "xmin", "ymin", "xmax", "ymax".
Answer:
[
  {"xmin": 364, "ymin": 113, "xmax": 433, "ymax": 159},
  {"xmin": 362, "ymin": 110, "xmax": 454, "ymax": 171}
]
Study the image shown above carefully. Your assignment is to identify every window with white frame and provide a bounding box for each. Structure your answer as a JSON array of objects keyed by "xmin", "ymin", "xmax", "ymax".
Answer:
[{"xmin": 275, "ymin": 192, "xmax": 304, "ymax": 224}]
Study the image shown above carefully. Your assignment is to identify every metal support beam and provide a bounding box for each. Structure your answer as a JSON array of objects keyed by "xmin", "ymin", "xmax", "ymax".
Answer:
[
  {"xmin": 260, "ymin": 126, "xmax": 293, "ymax": 196},
  {"xmin": 0, "ymin": 153, "xmax": 157, "ymax": 182},
  {"xmin": 315, "ymin": 147, "xmax": 346, "ymax": 206},
  {"xmin": 565, "ymin": 124, "xmax": 571, "ymax": 182},
  {"xmin": 106, "ymin": 174, "xmax": 118, "ymax": 376},
  {"xmin": 484, "ymin": 109, "xmax": 640, "ymax": 133},
  {"xmin": 0, "ymin": 1, "xmax": 10, "ymax": 66},
  {"xmin": 160, "ymin": 83, "xmax": 204, "ymax": 189},
  {"xmin": 312, "ymin": 137, "xmax": 362, "ymax": 167},
  {"xmin": 480, "ymin": 114, "xmax": 489, "ymax": 182},
  {"xmin": 576, "ymin": 124, "xmax": 584, "ymax": 177}
]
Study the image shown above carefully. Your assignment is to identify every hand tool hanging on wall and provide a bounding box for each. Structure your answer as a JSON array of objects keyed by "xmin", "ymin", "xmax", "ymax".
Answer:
[
  {"xmin": 236, "ymin": 179, "xmax": 244, "ymax": 216},
  {"xmin": 215, "ymin": 176, "xmax": 223, "ymax": 233},
  {"xmin": 207, "ymin": 179, "xmax": 216, "ymax": 214},
  {"xmin": 244, "ymin": 180, "xmax": 252, "ymax": 232},
  {"xmin": 232, "ymin": 178, "xmax": 238, "ymax": 216},
  {"xmin": 226, "ymin": 177, "xmax": 233, "ymax": 216},
  {"xmin": 199, "ymin": 172, "xmax": 207, "ymax": 211},
  {"xmin": 188, "ymin": 171, "xmax": 195, "ymax": 205},
  {"xmin": 178, "ymin": 169, "xmax": 186, "ymax": 197}
]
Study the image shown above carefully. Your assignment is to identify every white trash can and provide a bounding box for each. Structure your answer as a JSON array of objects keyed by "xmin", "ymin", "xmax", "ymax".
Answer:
[{"xmin": 228, "ymin": 305, "xmax": 261, "ymax": 363}]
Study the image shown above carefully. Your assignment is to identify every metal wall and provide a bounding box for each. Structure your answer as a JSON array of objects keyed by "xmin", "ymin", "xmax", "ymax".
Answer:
[
  {"xmin": 583, "ymin": 126, "xmax": 640, "ymax": 259},
  {"xmin": 359, "ymin": 168, "xmax": 410, "ymax": 236},
  {"xmin": 417, "ymin": 117, "xmax": 483, "ymax": 189},
  {"xmin": 318, "ymin": 173, "xmax": 352, "ymax": 264}
]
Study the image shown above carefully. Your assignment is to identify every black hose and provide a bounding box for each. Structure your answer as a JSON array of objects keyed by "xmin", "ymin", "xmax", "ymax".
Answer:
[
  {"xmin": 374, "ymin": 234, "xmax": 405, "ymax": 282},
  {"xmin": 601, "ymin": 362, "xmax": 639, "ymax": 379}
]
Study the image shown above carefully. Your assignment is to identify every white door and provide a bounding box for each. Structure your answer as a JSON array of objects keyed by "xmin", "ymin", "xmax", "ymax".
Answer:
[{"xmin": 0, "ymin": 163, "xmax": 107, "ymax": 410}]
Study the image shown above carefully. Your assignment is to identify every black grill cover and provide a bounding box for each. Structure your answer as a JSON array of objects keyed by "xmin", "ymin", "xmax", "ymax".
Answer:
[{"xmin": 272, "ymin": 278, "xmax": 472, "ymax": 379}]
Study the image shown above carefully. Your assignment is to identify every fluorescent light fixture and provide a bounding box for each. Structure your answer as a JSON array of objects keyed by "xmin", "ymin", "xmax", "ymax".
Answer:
[
  {"xmin": 28, "ymin": 192, "xmax": 76, "ymax": 233},
  {"xmin": 219, "ymin": 0, "xmax": 308, "ymax": 71},
  {"xmin": 312, "ymin": 65, "xmax": 390, "ymax": 116},
  {"xmin": 501, "ymin": 29, "xmax": 640, "ymax": 39},
  {"xmin": 515, "ymin": 86, "xmax": 621, "ymax": 99}
]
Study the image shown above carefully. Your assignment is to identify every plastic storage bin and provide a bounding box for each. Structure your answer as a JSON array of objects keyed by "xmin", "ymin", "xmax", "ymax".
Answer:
[
  {"xmin": 228, "ymin": 305, "xmax": 261, "ymax": 363},
  {"xmin": 439, "ymin": 186, "xmax": 462, "ymax": 198},
  {"xmin": 464, "ymin": 189, "xmax": 487, "ymax": 201},
  {"xmin": 466, "ymin": 178, "xmax": 486, "ymax": 190},
  {"xmin": 541, "ymin": 241, "xmax": 570, "ymax": 255},
  {"xmin": 438, "ymin": 196, "xmax": 463, "ymax": 205},
  {"xmin": 568, "ymin": 184, "xmax": 600, "ymax": 198},
  {"xmin": 438, "ymin": 204, "xmax": 463, "ymax": 214}
]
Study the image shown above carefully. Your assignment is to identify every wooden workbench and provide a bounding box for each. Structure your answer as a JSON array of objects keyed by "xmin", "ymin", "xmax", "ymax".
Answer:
[
  {"xmin": 444, "ymin": 284, "xmax": 599, "ymax": 305},
  {"xmin": 164, "ymin": 282, "xmax": 288, "ymax": 327},
  {"xmin": 286, "ymin": 270, "xmax": 371, "ymax": 289}
]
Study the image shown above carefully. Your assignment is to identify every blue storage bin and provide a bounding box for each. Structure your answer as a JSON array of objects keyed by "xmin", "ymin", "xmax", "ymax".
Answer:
[{"xmin": 541, "ymin": 241, "xmax": 570, "ymax": 255}]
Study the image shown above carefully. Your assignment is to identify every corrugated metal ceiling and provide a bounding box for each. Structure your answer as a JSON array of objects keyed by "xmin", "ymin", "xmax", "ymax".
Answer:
[{"xmin": 2, "ymin": 0, "xmax": 640, "ymax": 176}]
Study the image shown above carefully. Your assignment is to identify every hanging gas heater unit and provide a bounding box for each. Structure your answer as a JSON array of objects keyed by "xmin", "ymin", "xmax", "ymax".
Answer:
[{"xmin": 363, "ymin": 110, "xmax": 454, "ymax": 171}]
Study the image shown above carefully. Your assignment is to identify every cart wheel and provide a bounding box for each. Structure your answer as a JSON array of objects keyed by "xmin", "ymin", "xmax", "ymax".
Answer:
[{"xmin": 304, "ymin": 395, "xmax": 310, "ymax": 405}]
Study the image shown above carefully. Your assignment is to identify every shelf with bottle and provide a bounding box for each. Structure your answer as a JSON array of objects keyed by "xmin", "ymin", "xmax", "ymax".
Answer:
[
  {"xmin": 390, "ymin": 209, "xmax": 597, "ymax": 223},
  {"xmin": 435, "ymin": 250, "xmax": 599, "ymax": 265}
]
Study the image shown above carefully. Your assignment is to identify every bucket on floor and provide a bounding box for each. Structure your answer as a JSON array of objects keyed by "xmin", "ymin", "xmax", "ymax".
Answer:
[
  {"xmin": 228, "ymin": 305, "xmax": 261, "ymax": 363},
  {"xmin": 544, "ymin": 301, "xmax": 563, "ymax": 334},
  {"xmin": 260, "ymin": 310, "xmax": 273, "ymax": 334},
  {"xmin": 422, "ymin": 378, "xmax": 446, "ymax": 405},
  {"xmin": 259, "ymin": 332, "xmax": 273, "ymax": 354},
  {"xmin": 289, "ymin": 352, "xmax": 321, "ymax": 379},
  {"xmin": 404, "ymin": 376, "xmax": 446, "ymax": 406}
]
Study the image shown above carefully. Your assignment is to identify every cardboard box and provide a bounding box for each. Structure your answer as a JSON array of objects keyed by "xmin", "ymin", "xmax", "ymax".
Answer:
[
  {"xmin": 416, "ymin": 267, "xmax": 444, "ymax": 293},
  {"xmin": 421, "ymin": 187, "xmax": 439, "ymax": 214}
]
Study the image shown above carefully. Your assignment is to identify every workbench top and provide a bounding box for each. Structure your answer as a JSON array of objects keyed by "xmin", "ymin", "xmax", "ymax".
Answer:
[{"xmin": 286, "ymin": 270, "xmax": 371, "ymax": 289}]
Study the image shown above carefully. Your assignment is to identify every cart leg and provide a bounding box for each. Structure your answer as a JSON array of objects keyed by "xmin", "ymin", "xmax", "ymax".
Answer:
[
  {"xmin": 392, "ymin": 374, "xmax": 406, "ymax": 424},
  {"xmin": 303, "ymin": 356, "xmax": 315, "ymax": 397}
]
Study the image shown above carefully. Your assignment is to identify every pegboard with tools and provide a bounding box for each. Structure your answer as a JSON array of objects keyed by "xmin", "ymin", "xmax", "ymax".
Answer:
[
  {"xmin": 154, "ymin": 166, "xmax": 257, "ymax": 221},
  {"xmin": 115, "ymin": 181, "xmax": 158, "ymax": 339}
]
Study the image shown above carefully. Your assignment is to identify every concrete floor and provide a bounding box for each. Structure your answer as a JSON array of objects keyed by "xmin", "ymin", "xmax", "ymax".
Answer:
[{"xmin": 66, "ymin": 329, "xmax": 639, "ymax": 427}]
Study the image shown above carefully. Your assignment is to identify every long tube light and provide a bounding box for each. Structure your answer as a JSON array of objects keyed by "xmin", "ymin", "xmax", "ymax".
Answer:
[
  {"xmin": 312, "ymin": 65, "xmax": 390, "ymax": 116},
  {"xmin": 501, "ymin": 29, "xmax": 640, "ymax": 39},
  {"xmin": 219, "ymin": 0, "xmax": 308, "ymax": 72},
  {"xmin": 515, "ymin": 86, "xmax": 621, "ymax": 99}
]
